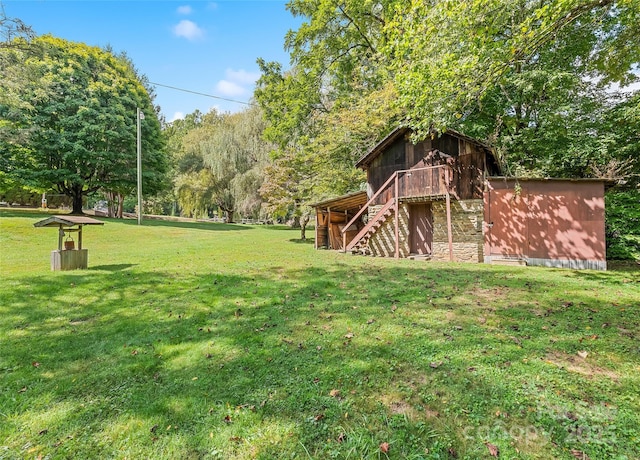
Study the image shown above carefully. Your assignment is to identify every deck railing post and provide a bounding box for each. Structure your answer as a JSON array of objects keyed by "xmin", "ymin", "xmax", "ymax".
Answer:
[
  {"xmin": 394, "ymin": 173, "xmax": 399, "ymax": 259},
  {"xmin": 445, "ymin": 167, "xmax": 454, "ymax": 261}
]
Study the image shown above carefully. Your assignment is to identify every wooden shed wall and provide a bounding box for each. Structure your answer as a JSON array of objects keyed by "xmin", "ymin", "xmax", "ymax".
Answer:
[{"xmin": 484, "ymin": 179, "xmax": 606, "ymax": 268}]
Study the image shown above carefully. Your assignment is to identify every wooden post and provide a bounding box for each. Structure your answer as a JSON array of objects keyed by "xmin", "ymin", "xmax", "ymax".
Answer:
[
  {"xmin": 394, "ymin": 173, "xmax": 399, "ymax": 259},
  {"xmin": 327, "ymin": 207, "xmax": 332, "ymax": 250},
  {"xmin": 58, "ymin": 225, "xmax": 64, "ymax": 251},
  {"xmin": 78, "ymin": 225, "xmax": 83, "ymax": 250},
  {"xmin": 314, "ymin": 212, "xmax": 318, "ymax": 249},
  {"xmin": 343, "ymin": 210, "xmax": 347, "ymax": 252},
  {"xmin": 445, "ymin": 168, "xmax": 454, "ymax": 261}
]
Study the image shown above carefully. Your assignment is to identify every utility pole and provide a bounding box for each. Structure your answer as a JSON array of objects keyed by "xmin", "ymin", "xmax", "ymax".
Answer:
[{"xmin": 136, "ymin": 108, "xmax": 144, "ymax": 225}]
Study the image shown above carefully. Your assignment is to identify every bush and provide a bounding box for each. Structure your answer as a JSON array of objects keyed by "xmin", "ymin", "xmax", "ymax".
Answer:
[{"xmin": 605, "ymin": 188, "xmax": 640, "ymax": 261}]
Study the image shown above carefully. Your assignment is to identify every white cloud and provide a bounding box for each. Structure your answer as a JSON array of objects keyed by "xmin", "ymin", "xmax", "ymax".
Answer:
[
  {"xmin": 170, "ymin": 112, "xmax": 185, "ymax": 122},
  {"xmin": 224, "ymin": 68, "xmax": 260, "ymax": 85},
  {"xmin": 173, "ymin": 20, "xmax": 205, "ymax": 41},
  {"xmin": 215, "ymin": 80, "xmax": 246, "ymax": 97},
  {"xmin": 177, "ymin": 5, "xmax": 192, "ymax": 15},
  {"xmin": 214, "ymin": 68, "xmax": 261, "ymax": 97}
]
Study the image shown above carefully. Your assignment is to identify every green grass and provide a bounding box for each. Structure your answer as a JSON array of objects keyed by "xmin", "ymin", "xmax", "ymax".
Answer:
[{"xmin": 1, "ymin": 209, "xmax": 639, "ymax": 459}]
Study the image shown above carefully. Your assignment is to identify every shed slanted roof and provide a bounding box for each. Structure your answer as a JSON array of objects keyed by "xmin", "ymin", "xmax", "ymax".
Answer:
[
  {"xmin": 355, "ymin": 127, "xmax": 494, "ymax": 169},
  {"xmin": 34, "ymin": 215, "xmax": 105, "ymax": 228},
  {"xmin": 487, "ymin": 176, "xmax": 617, "ymax": 190},
  {"xmin": 311, "ymin": 191, "xmax": 368, "ymax": 213}
]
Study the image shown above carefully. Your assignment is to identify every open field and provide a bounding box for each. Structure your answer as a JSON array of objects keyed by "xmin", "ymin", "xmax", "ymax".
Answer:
[{"xmin": 1, "ymin": 209, "xmax": 639, "ymax": 459}]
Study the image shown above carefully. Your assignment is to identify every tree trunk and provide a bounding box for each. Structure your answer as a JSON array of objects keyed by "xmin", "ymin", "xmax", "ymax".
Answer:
[
  {"xmin": 106, "ymin": 191, "xmax": 116, "ymax": 218},
  {"xmin": 116, "ymin": 193, "xmax": 124, "ymax": 218},
  {"xmin": 71, "ymin": 186, "xmax": 84, "ymax": 215},
  {"xmin": 224, "ymin": 208, "xmax": 234, "ymax": 223},
  {"xmin": 300, "ymin": 214, "xmax": 310, "ymax": 240}
]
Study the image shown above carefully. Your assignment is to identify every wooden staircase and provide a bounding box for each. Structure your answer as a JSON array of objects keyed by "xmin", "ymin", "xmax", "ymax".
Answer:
[
  {"xmin": 346, "ymin": 198, "xmax": 395, "ymax": 254},
  {"xmin": 339, "ymin": 164, "xmax": 451, "ymax": 258}
]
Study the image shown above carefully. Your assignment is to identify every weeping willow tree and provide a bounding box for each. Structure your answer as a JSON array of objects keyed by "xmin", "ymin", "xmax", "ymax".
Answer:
[{"xmin": 171, "ymin": 105, "xmax": 271, "ymax": 222}]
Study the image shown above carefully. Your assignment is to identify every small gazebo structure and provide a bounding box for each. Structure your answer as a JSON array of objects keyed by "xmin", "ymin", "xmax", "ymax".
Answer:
[{"xmin": 34, "ymin": 215, "xmax": 104, "ymax": 271}]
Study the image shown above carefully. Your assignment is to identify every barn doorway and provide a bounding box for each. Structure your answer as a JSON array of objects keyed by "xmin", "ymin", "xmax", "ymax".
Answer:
[{"xmin": 409, "ymin": 203, "xmax": 433, "ymax": 255}]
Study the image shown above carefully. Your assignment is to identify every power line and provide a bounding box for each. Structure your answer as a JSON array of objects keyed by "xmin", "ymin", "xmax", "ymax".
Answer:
[{"xmin": 149, "ymin": 81, "xmax": 255, "ymax": 106}]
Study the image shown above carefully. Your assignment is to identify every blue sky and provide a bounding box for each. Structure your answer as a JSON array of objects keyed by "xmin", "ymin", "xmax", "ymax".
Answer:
[{"xmin": 3, "ymin": 0, "xmax": 302, "ymax": 121}]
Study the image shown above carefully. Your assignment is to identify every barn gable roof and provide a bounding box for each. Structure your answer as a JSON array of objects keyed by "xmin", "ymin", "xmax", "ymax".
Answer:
[{"xmin": 355, "ymin": 127, "xmax": 494, "ymax": 170}]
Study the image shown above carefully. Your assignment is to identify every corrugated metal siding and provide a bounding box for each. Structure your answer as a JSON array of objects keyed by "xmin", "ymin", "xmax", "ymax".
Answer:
[{"xmin": 485, "ymin": 179, "xmax": 607, "ymax": 269}]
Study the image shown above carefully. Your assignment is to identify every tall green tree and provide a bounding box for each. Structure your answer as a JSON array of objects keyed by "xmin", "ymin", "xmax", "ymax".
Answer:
[
  {"xmin": 383, "ymin": 0, "xmax": 639, "ymax": 178},
  {"xmin": 0, "ymin": 35, "xmax": 166, "ymax": 214},
  {"xmin": 172, "ymin": 106, "xmax": 271, "ymax": 222},
  {"xmin": 255, "ymin": 1, "xmax": 398, "ymax": 221},
  {"xmin": 257, "ymin": 0, "xmax": 639, "ymax": 194}
]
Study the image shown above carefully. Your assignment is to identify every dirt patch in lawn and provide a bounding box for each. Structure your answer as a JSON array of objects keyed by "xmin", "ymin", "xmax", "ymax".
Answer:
[{"xmin": 545, "ymin": 351, "xmax": 620, "ymax": 382}]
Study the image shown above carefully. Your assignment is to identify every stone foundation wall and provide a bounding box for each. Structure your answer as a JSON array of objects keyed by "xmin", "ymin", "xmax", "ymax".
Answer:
[
  {"xmin": 431, "ymin": 199, "xmax": 483, "ymax": 262},
  {"xmin": 365, "ymin": 199, "xmax": 484, "ymax": 262}
]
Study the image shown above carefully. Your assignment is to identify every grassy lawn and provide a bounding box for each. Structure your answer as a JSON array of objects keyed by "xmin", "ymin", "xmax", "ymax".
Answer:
[{"xmin": 1, "ymin": 209, "xmax": 639, "ymax": 459}]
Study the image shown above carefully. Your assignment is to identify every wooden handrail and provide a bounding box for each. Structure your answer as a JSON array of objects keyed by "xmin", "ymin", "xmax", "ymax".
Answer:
[
  {"xmin": 345, "ymin": 197, "xmax": 395, "ymax": 253},
  {"xmin": 340, "ymin": 170, "xmax": 399, "ymax": 239},
  {"xmin": 340, "ymin": 164, "xmax": 451, "ymax": 254},
  {"xmin": 340, "ymin": 165, "xmax": 447, "ymax": 237}
]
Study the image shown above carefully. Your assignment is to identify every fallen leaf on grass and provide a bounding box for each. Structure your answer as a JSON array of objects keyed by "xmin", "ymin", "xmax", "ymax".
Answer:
[
  {"xmin": 337, "ymin": 433, "xmax": 345, "ymax": 443},
  {"xmin": 19, "ymin": 387, "xmax": 27, "ymax": 393},
  {"xmin": 329, "ymin": 389, "xmax": 341, "ymax": 398},
  {"xmin": 570, "ymin": 449, "xmax": 591, "ymax": 460},
  {"xmin": 344, "ymin": 333, "xmax": 354, "ymax": 339},
  {"xmin": 32, "ymin": 362, "xmax": 40, "ymax": 368},
  {"xmin": 430, "ymin": 361, "xmax": 443, "ymax": 369},
  {"xmin": 380, "ymin": 442, "xmax": 390, "ymax": 453},
  {"xmin": 485, "ymin": 442, "xmax": 499, "ymax": 457},
  {"xmin": 577, "ymin": 351, "xmax": 588, "ymax": 359}
]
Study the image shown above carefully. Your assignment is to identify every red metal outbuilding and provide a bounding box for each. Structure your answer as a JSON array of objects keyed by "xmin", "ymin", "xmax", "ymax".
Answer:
[{"xmin": 484, "ymin": 178, "xmax": 608, "ymax": 270}]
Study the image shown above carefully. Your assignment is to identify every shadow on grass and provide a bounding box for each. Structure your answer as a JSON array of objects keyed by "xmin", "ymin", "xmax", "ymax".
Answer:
[
  {"xmin": 1, "ymin": 261, "xmax": 639, "ymax": 458},
  {"xmin": 89, "ymin": 263, "xmax": 137, "ymax": 272},
  {"xmin": 114, "ymin": 218, "xmax": 251, "ymax": 232},
  {"xmin": 0, "ymin": 209, "xmax": 252, "ymax": 232},
  {"xmin": 288, "ymin": 238, "xmax": 315, "ymax": 244}
]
